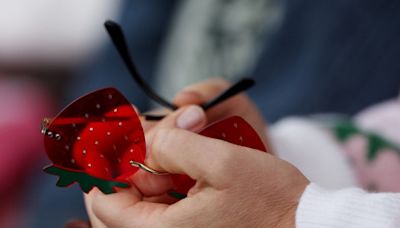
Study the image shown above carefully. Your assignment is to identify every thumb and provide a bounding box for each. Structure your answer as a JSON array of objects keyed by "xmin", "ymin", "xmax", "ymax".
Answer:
[
  {"xmin": 144, "ymin": 104, "xmax": 207, "ymax": 163},
  {"xmin": 150, "ymin": 105, "xmax": 207, "ymax": 132},
  {"xmin": 134, "ymin": 105, "xmax": 207, "ymax": 195}
]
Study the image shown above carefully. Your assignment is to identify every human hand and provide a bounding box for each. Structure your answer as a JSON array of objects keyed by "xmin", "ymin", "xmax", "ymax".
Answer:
[
  {"xmin": 144, "ymin": 78, "xmax": 269, "ymax": 150},
  {"xmin": 84, "ymin": 105, "xmax": 309, "ymax": 228}
]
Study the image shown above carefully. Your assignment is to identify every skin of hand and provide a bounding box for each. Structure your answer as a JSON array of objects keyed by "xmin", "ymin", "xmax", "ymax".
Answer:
[
  {"xmin": 82, "ymin": 104, "xmax": 309, "ymax": 228},
  {"xmin": 143, "ymin": 78, "xmax": 270, "ymax": 151}
]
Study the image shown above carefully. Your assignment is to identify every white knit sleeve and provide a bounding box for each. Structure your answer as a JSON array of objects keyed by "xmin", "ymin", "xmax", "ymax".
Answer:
[{"xmin": 296, "ymin": 183, "xmax": 400, "ymax": 228}]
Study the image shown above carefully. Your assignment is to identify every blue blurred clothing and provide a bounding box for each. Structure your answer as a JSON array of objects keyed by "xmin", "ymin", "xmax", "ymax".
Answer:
[
  {"xmin": 69, "ymin": 0, "xmax": 400, "ymax": 123},
  {"xmin": 29, "ymin": 0, "xmax": 400, "ymax": 227},
  {"xmin": 250, "ymin": 0, "xmax": 400, "ymax": 121}
]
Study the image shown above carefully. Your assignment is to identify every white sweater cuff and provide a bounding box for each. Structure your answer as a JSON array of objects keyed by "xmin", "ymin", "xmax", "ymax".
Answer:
[{"xmin": 296, "ymin": 183, "xmax": 400, "ymax": 228}]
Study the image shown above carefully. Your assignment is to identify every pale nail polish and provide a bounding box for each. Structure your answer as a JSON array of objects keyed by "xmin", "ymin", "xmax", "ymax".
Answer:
[{"xmin": 176, "ymin": 106, "xmax": 204, "ymax": 130}]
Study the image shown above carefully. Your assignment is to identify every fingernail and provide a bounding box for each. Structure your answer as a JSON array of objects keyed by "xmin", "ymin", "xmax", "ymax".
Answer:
[{"xmin": 176, "ymin": 106, "xmax": 205, "ymax": 130}]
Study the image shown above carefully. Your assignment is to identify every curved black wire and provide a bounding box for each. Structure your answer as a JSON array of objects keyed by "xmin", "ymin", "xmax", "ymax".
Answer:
[
  {"xmin": 201, "ymin": 78, "xmax": 254, "ymax": 110},
  {"xmin": 145, "ymin": 78, "xmax": 255, "ymax": 120},
  {"xmin": 104, "ymin": 20, "xmax": 178, "ymax": 110},
  {"xmin": 105, "ymin": 20, "xmax": 255, "ymax": 121}
]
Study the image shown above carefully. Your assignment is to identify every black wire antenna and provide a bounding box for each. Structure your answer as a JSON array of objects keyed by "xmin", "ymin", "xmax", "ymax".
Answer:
[{"xmin": 104, "ymin": 20, "xmax": 255, "ymax": 121}]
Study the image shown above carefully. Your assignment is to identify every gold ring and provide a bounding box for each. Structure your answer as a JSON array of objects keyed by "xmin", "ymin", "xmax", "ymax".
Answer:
[{"xmin": 129, "ymin": 161, "xmax": 168, "ymax": 175}]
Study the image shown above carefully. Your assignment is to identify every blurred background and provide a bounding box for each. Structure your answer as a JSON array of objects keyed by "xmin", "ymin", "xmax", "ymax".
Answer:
[{"xmin": 1, "ymin": 0, "xmax": 400, "ymax": 227}]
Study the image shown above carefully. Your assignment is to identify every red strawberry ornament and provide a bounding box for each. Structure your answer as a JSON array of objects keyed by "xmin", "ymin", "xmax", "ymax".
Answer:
[
  {"xmin": 42, "ymin": 88, "xmax": 267, "ymax": 195},
  {"xmin": 43, "ymin": 88, "xmax": 145, "ymax": 193}
]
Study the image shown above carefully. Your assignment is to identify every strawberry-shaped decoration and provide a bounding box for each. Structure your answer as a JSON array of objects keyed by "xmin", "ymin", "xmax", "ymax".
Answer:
[
  {"xmin": 42, "ymin": 88, "xmax": 267, "ymax": 195},
  {"xmin": 200, "ymin": 116, "xmax": 266, "ymax": 151},
  {"xmin": 43, "ymin": 88, "xmax": 145, "ymax": 194},
  {"xmin": 42, "ymin": 20, "xmax": 266, "ymax": 196}
]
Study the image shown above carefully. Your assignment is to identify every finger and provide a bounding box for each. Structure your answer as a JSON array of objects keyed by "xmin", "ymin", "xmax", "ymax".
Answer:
[
  {"xmin": 143, "ymin": 192, "xmax": 178, "ymax": 204},
  {"xmin": 173, "ymin": 78, "xmax": 256, "ymax": 122},
  {"xmin": 173, "ymin": 90, "xmax": 205, "ymax": 106},
  {"xmin": 84, "ymin": 186, "xmax": 142, "ymax": 225},
  {"xmin": 146, "ymin": 128, "xmax": 245, "ymax": 187},
  {"xmin": 128, "ymin": 169, "xmax": 174, "ymax": 197},
  {"xmin": 173, "ymin": 79, "xmax": 269, "ymax": 147},
  {"xmin": 173, "ymin": 78, "xmax": 230, "ymax": 107},
  {"xmin": 86, "ymin": 187, "xmax": 167, "ymax": 227},
  {"xmin": 84, "ymin": 189, "xmax": 107, "ymax": 228},
  {"xmin": 131, "ymin": 106, "xmax": 207, "ymax": 198},
  {"xmin": 143, "ymin": 78, "xmax": 239, "ymax": 122},
  {"xmin": 144, "ymin": 105, "xmax": 207, "ymax": 156},
  {"xmin": 153, "ymin": 105, "xmax": 207, "ymax": 131}
]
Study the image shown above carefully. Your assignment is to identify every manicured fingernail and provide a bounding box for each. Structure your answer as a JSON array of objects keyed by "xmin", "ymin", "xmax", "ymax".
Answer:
[{"xmin": 176, "ymin": 106, "xmax": 205, "ymax": 130}]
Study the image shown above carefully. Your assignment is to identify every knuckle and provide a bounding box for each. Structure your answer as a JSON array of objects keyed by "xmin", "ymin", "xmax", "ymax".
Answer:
[
  {"xmin": 219, "ymin": 145, "xmax": 257, "ymax": 176},
  {"xmin": 206, "ymin": 78, "xmax": 231, "ymax": 91},
  {"xmin": 208, "ymin": 143, "xmax": 241, "ymax": 184},
  {"xmin": 216, "ymin": 147, "xmax": 237, "ymax": 169},
  {"xmin": 183, "ymin": 78, "xmax": 231, "ymax": 94},
  {"xmin": 210, "ymin": 77, "xmax": 231, "ymax": 86}
]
